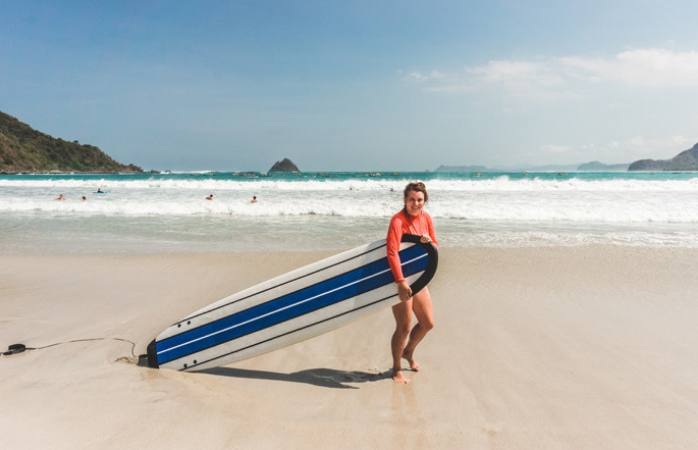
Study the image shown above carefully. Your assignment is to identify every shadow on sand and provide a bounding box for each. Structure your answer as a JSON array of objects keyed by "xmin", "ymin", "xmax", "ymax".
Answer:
[{"xmin": 200, "ymin": 366, "xmax": 392, "ymax": 389}]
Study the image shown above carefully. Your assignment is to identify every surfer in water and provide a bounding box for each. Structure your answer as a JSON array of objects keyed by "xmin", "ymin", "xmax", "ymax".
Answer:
[{"xmin": 386, "ymin": 181, "xmax": 437, "ymax": 384}]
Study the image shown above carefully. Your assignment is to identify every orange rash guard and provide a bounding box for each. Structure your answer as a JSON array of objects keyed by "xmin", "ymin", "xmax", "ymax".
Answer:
[{"xmin": 386, "ymin": 209, "xmax": 438, "ymax": 283}]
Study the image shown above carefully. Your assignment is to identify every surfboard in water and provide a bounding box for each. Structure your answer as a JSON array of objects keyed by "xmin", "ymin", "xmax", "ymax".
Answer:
[{"xmin": 146, "ymin": 234, "xmax": 438, "ymax": 371}]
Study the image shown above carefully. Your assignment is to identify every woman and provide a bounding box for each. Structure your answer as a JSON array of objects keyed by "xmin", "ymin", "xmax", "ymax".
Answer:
[{"xmin": 386, "ymin": 181, "xmax": 438, "ymax": 384}]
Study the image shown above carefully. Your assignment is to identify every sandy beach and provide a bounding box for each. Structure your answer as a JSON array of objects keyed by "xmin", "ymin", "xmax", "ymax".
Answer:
[{"xmin": 1, "ymin": 246, "xmax": 697, "ymax": 449}]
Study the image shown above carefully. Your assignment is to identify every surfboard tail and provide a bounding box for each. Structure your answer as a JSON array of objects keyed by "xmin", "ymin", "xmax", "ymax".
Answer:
[{"xmin": 400, "ymin": 234, "xmax": 438, "ymax": 295}]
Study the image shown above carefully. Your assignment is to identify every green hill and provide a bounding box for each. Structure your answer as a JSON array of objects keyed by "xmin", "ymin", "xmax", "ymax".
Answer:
[{"xmin": 0, "ymin": 111, "xmax": 142, "ymax": 173}]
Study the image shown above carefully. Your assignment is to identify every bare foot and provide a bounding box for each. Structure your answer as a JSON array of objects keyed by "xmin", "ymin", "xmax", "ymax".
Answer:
[
  {"xmin": 392, "ymin": 368, "xmax": 409, "ymax": 384},
  {"xmin": 402, "ymin": 350, "xmax": 420, "ymax": 371}
]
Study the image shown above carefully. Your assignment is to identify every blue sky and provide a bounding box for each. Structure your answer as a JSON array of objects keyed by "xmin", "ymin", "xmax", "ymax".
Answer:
[{"xmin": 2, "ymin": 0, "xmax": 697, "ymax": 171}]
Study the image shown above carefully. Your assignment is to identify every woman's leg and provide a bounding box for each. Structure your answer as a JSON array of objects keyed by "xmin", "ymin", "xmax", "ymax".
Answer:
[
  {"xmin": 402, "ymin": 286, "xmax": 434, "ymax": 371},
  {"xmin": 391, "ymin": 299, "xmax": 413, "ymax": 384}
]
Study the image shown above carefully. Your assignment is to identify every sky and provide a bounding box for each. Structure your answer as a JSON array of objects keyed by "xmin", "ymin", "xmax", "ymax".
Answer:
[{"xmin": 2, "ymin": 0, "xmax": 698, "ymax": 172}]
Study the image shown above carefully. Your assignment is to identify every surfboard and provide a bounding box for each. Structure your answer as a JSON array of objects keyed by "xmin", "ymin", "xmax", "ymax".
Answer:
[{"xmin": 146, "ymin": 234, "xmax": 438, "ymax": 372}]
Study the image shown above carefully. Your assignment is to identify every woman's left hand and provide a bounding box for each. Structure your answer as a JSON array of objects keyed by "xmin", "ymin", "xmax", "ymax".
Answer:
[{"xmin": 420, "ymin": 234, "xmax": 431, "ymax": 244}]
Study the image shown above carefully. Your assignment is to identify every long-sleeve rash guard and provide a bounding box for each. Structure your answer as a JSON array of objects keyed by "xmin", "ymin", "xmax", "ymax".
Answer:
[{"xmin": 386, "ymin": 209, "xmax": 438, "ymax": 283}]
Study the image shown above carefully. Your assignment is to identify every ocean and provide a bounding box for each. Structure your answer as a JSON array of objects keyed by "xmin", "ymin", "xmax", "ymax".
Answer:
[{"xmin": 2, "ymin": 171, "xmax": 698, "ymax": 254}]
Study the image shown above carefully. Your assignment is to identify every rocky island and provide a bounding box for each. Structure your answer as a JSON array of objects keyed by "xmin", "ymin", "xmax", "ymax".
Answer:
[
  {"xmin": 628, "ymin": 142, "xmax": 698, "ymax": 171},
  {"xmin": 269, "ymin": 158, "xmax": 300, "ymax": 173},
  {"xmin": 0, "ymin": 110, "xmax": 142, "ymax": 174}
]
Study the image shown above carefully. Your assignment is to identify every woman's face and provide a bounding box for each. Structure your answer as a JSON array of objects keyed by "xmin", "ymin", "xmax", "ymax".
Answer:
[{"xmin": 404, "ymin": 190, "xmax": 425, "ymax": 217}]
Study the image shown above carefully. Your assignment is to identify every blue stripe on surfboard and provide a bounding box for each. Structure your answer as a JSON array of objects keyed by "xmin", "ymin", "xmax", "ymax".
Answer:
[{"xmin": 155, "ymin": 244, "xmax": 428, "ymax": 365}]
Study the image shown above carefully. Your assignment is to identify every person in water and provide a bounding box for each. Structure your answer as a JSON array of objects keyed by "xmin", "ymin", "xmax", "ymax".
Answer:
[
  {"xmin": 56, "ymin": 194, "xmax": 66, "ymax": 201},
  {"xmin": 386, "ymin": 181, "xmax": 437, "ymax": 384},
  {"xmin": 205, "ymin": 194, "xmax": 213, "ymax": 200},
  {"xmin": 251, "ymin": 196, "xmax": 258, "ymax": 203}
]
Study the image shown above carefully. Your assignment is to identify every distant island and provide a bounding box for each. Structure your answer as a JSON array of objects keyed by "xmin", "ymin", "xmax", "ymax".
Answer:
[
  {"xmin": 436, "ymin": 142, "xmax": 698, "ymax": 173},
  {"xmin": 434, "ymin": 164, "xmax": 490, "ymax": 173},
  {"xmin": 435, "ymin": 162, "xmax": 605, "ymax": 173},
  {"xmin": 269, "ymin": 158, "xmax": 300, "ymax": 173},
  {"xmin": 576, "ymin": 161, "xmax": 630, "ymax": 171},
  {"xmin": 0, "ymin": 110, "xmax": 142, "ymax": 174},
  {"xmin": 628, "ymin": 142, "xmax": 698, "ymax": 171}
]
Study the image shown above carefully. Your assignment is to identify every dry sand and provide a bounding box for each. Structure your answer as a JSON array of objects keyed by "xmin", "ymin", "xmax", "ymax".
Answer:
[{"xmin": 1, "ymin": 246, "xmax": 697, "ymax": 449}]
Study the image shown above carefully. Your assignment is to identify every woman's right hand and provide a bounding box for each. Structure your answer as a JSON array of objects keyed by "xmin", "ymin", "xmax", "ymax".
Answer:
[{"xmin": 397, "ymin": 281, "xmax": 412, "ymax": 302}]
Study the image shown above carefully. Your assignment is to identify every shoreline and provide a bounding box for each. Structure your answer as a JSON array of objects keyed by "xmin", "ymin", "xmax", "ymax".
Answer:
[{"xmin": 2, "ymin": 246, "xmax": 697, "ymax": 449}]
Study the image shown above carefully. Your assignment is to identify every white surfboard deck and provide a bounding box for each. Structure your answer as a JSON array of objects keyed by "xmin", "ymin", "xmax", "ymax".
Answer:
[{"xmin": 147, "ymin": 234, "xmax": 438, "ymax": 372}]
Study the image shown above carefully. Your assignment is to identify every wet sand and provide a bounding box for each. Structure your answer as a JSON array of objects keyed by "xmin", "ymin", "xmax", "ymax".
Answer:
[{"xmin": 1, "ymin": 246, "xmax": 697, "ymax": 449}]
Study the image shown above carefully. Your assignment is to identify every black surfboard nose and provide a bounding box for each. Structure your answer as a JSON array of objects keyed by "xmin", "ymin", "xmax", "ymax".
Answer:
[{"xmin": 146, "ymin": 339, "xmax": 160, "ymax": 368}]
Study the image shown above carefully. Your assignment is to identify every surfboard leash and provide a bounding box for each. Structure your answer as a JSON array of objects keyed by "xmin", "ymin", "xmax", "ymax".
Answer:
[{"xmin": 1, "ymin": 338, "xmax": 138, "ymax": 360}]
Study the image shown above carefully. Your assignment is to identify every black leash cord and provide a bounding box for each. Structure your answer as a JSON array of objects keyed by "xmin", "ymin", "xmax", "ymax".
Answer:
[{"xmin": 2, "ymin": 338, "xmax": 137, "ymax": 358}]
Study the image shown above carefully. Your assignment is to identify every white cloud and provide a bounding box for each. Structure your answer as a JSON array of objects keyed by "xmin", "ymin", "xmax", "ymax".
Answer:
[
  {"xmin": 624, "ymin": 135, "xmax": 695, "ymax": 156},
  {"xmin": 402, "ymin": 70, "xmax": 450, "ymax": 83},
  {"xmin": 559, "ymin": 48, "xmax": 698, "ymax": 87},
  {"xmin": 540, "ymin": 144, "xmax": 572, "ymax": 154},
  {"xmin": 467, "ymin": 60, "xmax": 563, "ymax": 88},
  {"xmin": 575, "ymin": 136, "xmax": 694, "ymax": 161},
  {"xmin": 402, "ymin": 71, "xmax": 429, "ymax": 82},
  {"xmin": 405, "ymin": 48, "xmax": 698, "ymax": 95}
]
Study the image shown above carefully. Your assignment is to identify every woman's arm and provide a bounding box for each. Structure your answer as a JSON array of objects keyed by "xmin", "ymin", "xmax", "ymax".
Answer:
[
  {"xmin": 426, "ymin": 213, "xmax": 438, "ymax": 249},
  {"xmin": 386, "ymin": 215, "xmax": 405, "ymax": 282}
]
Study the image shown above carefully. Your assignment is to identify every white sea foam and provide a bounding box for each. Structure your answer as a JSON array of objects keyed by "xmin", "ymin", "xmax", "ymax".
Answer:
[
  {"xmin": 2, "ymin": 173, "xmax": 698, "ymax": 252},
  {"xmin": 2, "ymin": 176, "xmax": 698, "ymax": 223},
  {"xmin": 3, "ymin": 175, "xmax": 698, "ymax": 192}
]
